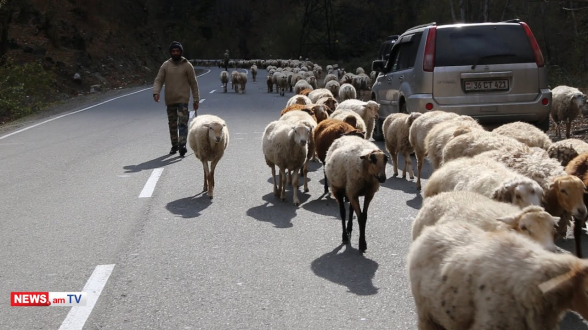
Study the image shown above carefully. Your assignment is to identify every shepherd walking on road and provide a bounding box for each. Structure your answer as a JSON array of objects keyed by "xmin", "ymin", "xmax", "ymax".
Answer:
[{"xmin": 153, "ymin": 41, "xmax": 200, "ymax": 157}]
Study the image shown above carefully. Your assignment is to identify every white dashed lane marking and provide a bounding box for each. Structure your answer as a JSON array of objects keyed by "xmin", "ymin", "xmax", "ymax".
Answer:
[
  {"xmin": 209, "ymin": 90, "xmax": 216, "ymax": 94},
  {"xmin": 199, "ymin": 99, "xmax": 205, "ymax": 103},
  {"xmin": 139, "ymin": 168, "xmax": 164, "ymax": 198}
]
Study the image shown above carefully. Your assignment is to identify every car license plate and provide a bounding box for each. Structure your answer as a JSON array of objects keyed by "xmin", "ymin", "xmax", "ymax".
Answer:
[{"xmin": 464, "ymin": 79, "xmax": 509, "ymax": 91}]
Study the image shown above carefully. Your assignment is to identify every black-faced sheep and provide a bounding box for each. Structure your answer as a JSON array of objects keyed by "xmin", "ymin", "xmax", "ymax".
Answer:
[
  {"xmin": 412, "ymin": 191, "xmax": 558, "ymax": 252},
  {"xmin": 409, "ymin": 110, "xmax": 461, "ymax": 190},
  {"xmin": 314, "ymin": 118, "xmax": 364, "ymax": 193},
  {"xmin": 548, "ymin": 138, "xmax": 588, "ymax": 167},
  {"xmin": 551, "ymin": 85, "xmax": 587, "ymax": 138},
  {"xmin": 492, "ymin": 121, "xmax": 552, "ymax": 150},
  {"xmin": 335, "ymin": 100, "xmax": 379, "ymax": 140},
  {"xmin": 325, "ymin": 135, "xmax": 388, "ymax": 252},
  {"xmin": 188, "ymin": 115, "xmax": 230, "ymax": 199},
  {"xmin": 262, "ymin": 120, "xmax": 311, "ymax": 206},
  {"xmin": 408, "ymin": 221, "xmax": 588, "ymax": 330},
  {"xmin": 382, "ymin": 112, "xmax": 422, "ymax": 179},
  {"xmin": 423, "ymin": 157, "xmax": 544, "ymax": 208}
]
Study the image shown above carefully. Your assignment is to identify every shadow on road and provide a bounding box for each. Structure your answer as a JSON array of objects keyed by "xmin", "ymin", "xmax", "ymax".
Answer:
[
  {"xmin": 165, "ymin": 194, "xmax": 212, "ymax": 219},
  {"xmin": 124, "ymin": 154, "xmax": 183, "ymax": 173},
  {"xmin": 302, "ymin": 195, "xmax": 339, "ymax": 218},
  {"xmin": 246, "ymin": 192, "xmax": 310, "ymax": 228},
  {"xmin": 311, "ymin": 244, "xmax": 379, "ymax": 296}
]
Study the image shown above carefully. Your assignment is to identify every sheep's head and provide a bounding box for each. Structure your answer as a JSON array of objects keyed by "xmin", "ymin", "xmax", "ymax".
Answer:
[
  {"xmin": 203, "ymin": 122, "xmax": 227, "ymax": 143},
  {"xmin": 291, "ymin": 124, "xmax": 310, "ymax": 147},
  {"xmin": 363, "ymin": 101, "xmax": 380, "ymax": 120},
  {"xmin": 321, "ymin": 97, "xmax": 338, "ymax": 112},
  {"xmin": 497, "ymin": 205, "xmax": 558, "ymax": 252},
  {"xmin": 407, "ymin": 112, "xmax": 422, "ymax": 126},
  {"xmin": 538, "ymin": 260, "xmax": 588, "ymax": 321},
  {"xmin": 294, "ymin": 96, "xmax": 308, "ymax": 105},
  {"xmin": 342, "ymin": 129, "xmax": 365, "ymax": 139},
  {"xmin": 309, "ymin": 105, "xmax": 327, "ymax": 122},
  {"xmin": 360, "ymin": 149, "xmax": 388, "ymax": 183},
  {"xmin": 492, "ymin": 179, "xmax": 543, "ymax": 208},
  {"xmin": 550, "ymin": 175, "xmax": 587, "ymax": 221},
  {"xmin": 343, "ymin": 115, "xmax": 357, "ymax": 128},
  {"xmin": 571, "ymin": 93, "xmax": 586, "ymax": 109}
]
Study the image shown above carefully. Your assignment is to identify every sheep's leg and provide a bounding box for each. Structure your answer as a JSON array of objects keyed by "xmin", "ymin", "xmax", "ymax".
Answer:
[
  {"xmin": 323, "ymin": 167, "xmax": 329, "ymax": 195},
  {"xmin": 287, "ymin": 170, "xmax": 293, "ymax": 185},
  {"xmin": 347, "ymin": 200, "xmax": 354, "ymax": 238},
  {"xmin": 416, "ymin": 152, "xmax": 424, "ymax": 190},
  {"xmin": 405, "ymin": 151, "xmax": 414, "ymax": 180},
  {"xmin": 358, "ymin": 191, "xmax": 375, "ymax": 252},
  {"xmin": 392, "ymin": 151, "xmax": 399, "ymax": 177},
  {"xmin": 303, "ymin": 160, "xmax": 309, "ymax": 193},
  {"xmin": 279, "ymin": 168, "xmax": 287, "ymax": 201},
  {"xmin": 555, "ymin": 123, "xmax": 561, "ymax": 138},
  {"xmin": 208, "ymin": 159, "xmax": 218, "ymax": 199},
  {"xmin": 566, "ymin": 119, "xmax": 572, "ymax": 139},
  {"xmin": 334, "ymin": 190, "xmax": 348, "ymax": 243},
  {"xmin": 201, "ymin": 161, "xmax": 210, "ymax": 192},
  {"xmin": 347, "ymin": 196, "xmax": 364, "ymax": 251},
  {"xmin": 574, "ymin": 218, "xmax": 584, "ymax": 258},
  {"xmin": 292, "ymin": 167, "xmax": 301, "ymax": 206},
  {"xmin": 270, "ymin": 165, "xmax": 279, "ymax": 196}
]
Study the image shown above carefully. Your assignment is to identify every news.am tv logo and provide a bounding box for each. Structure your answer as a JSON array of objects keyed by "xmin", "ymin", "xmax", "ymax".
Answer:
[{"xmin": 11, "ymin": 292, "xmax": 87, "ymax": 307}]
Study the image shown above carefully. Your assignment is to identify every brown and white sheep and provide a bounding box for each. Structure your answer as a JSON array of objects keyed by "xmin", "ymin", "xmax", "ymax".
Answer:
[{"xmin": 335, "ymin": 100, "xmax": 379, "ymax": 140}]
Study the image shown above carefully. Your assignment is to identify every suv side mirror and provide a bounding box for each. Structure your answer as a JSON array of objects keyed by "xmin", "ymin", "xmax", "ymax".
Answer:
[{"xmin": 372, "ymin": 60, "xmax": 385, "ymax": 73}]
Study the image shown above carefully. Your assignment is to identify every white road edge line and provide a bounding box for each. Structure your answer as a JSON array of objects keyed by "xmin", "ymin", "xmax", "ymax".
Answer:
[
  {"xmin": 0, "ymin": 69, "xmax": 211, "ymax": 140},
  {"xmin": 199, "ymin": 99, "xmax": 205, "ymax": 103},
  {"xmin": 58, "ymin": 264, "xmax": 115, "ymax": 330},
  {"xmin": 209, "ymin": 90, "xmax": 216, "ymax": 94},
  {"xmin": 139, "ymin": 168, "xmax": 164, "ymax": 198}
]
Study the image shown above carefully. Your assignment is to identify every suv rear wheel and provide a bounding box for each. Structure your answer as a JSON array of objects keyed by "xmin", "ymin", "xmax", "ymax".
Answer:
[{"xmin": 373, "ymin": 117, "xmax": 385, "ymax": 141}]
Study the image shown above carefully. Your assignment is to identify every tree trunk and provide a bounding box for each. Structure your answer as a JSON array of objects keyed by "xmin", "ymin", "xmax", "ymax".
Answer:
[
  {"xmin": 570, "ymin": 1, "xmax": 578, "ymax": 36},
  {"xmin": 500, "ymin": 0, "xmax": 511, "ymax": 21},
  {"xmin": 483, "ymin": 0, "xmax": 490, "ymax": 22},
  {"xmin": 540, "ymin": 1, "xmax": 551, "ymax": 63},
  {"xmin": 0, "ymin": 3, "xmax": 12, "ymax": 63},
  {"xmin": 459, "ymin": 0, "xmax": 465, "ymax": 22},
  {"xmin": 449, "ymin": 0, "xmax": 457, "ymax": 22}
]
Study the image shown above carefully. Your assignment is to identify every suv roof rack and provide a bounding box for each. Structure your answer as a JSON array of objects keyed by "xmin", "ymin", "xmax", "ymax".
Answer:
[
  {"xmin": 500, "ymin": 18, "xmax": 520, "ymax": 23},
  {"xmin": 405, "ymin": 22, "xmax": 436, "ymax": 32}
]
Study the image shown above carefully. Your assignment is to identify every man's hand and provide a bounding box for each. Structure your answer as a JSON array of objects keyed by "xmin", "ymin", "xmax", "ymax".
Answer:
[
  {"xmin": 193, "ymin": 101, "xmax": 199, "ymax": 111},
  {"xmin": 153, "ymin": 94, "xmax": 160, "ymax": 102}
]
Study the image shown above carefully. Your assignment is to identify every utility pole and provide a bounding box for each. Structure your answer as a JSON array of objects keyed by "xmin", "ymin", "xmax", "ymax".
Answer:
[{"xmin": 298, "ymin": 0, "xmax": 337, "ymax": 60}]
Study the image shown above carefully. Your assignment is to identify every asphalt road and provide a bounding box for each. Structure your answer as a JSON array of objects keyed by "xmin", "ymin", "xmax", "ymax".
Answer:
[{"xmin": 1, "ymin": 66, "xmax": 586, "ymax": 330}]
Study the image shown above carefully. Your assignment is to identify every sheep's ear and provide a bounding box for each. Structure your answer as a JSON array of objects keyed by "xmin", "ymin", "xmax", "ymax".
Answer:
[
  {"xmin": 496, "ymin": 215, "xmax": 518, "ymax": 226},
  {"xmin": 360, "ymin": 151, "xmax": 372, "ymax": 160}
]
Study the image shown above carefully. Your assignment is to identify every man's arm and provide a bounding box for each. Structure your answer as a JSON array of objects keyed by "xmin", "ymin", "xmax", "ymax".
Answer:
[
  {"xmin": 187, "ymin": 63, "xmax": 200, "ymax": 110},
  {"xmin": 153, "ymin": 62, "xmax": 167, "ymax": 101}
]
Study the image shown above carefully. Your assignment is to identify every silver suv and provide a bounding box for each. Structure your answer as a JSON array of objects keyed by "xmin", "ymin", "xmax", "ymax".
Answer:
[{"xmin": 370, "ymin": 20, "xmax": 552, "ymax": 141}]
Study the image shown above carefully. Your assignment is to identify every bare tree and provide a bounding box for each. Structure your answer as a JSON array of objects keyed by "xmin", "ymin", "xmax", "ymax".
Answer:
[
  {"xmin": 449, "ymin": 0, "xmax": 457, "ymax": 22},
  {"xmin": 570, "ymin": 1, "xmax": 578, "ymax": 35},
  {"xmin": 459, "ymin": 0, "xmax": 466, "ymax": 22},
  {"xmin": 483, "ymin": 0, "xmax": 491, "ymax": 22},
  {"xmin": 500, "ymin": 0, "xmax": 511, "ymax": 21}
]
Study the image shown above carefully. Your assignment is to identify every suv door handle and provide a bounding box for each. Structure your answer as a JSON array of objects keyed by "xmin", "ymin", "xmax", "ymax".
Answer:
[{"xmin": 399, "ymin": 75, "xmax": 404, "ymax": 80}]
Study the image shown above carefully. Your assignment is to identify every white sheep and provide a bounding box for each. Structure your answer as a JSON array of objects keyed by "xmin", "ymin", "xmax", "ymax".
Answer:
[
  {"xmin": 325, "ymin": 80, "xmax": 340, "ymax": 97},
  {"xmin": 220, "ymin": 71, "xmax": 229, "ymax": 93},
  {"xmin": 308, "ymin": 88, "xmax": 334, "ymax": 104},
  {"xmin": 423, "ymin": 157, "xmax": 544, "ymax": 208},
  {"xmin": 237, "ymin": 72, "xmax": 247, "ymax": 93},
  {"xmin": 355, "ymin": 67, "xmax": 365, "ymax": 75},
  {"xmin": 231, "ymin": 70, "xmax": 240, "ymax": 92},
  {"xmin": 492, "ymin": 121, "xmax": 552, "ymax": 150},
  {"xmin": 551, "ymin": 85, "xmax": 587, "ymax": 138},
  {"xmin": 286, "ymin": 95, "xmax": 312, "ymax": 107},
  {"xmin": 409, "ymin": 110, "xmax": 461, "ymax": 190},
  {"xmin": 188, "ymin": 115, "xmax": 230, "ymax": 199},
  {"xmin": 305, "ymin": 76, "xmax": 317, "ymax": 89},
  {"xmin": 276, "ymin": 73, "xmax": 289, "ymax": 96},
  {"xmin": 547, "ymin": 138, "xmax": 588, "ymax": 167},
  {"xmin": 407, "ymin": 221, "xmax": 588, "ymax": 330},
  {"xmin": 383, "ymin": 112, "xmax": 422, "ymax": 179},
  {"xmin": 325, "ymin": 135, "xmax": 388, "ymax": 252},
  {"xmin": 294, "ymin": 79, "xmax": 313, "ymax": 95},
  {"xmin": 280, "ymin": 110, "xmax": 318, "ymax": 192},
  {"xmin": 441, "ymin": 127, "xmax": 530, "ymax": 165},
  {"xmin": 336, "ymin": 100, "xmax": 379, "ymax": 140},
  {"xmin": 412, "ymin": 191, "xmax": 558, "ymax": 251},
  {"xmin": 338, "ymin": 83, "xmax": 357, "ymax": 102},
  {"xmin": 250, "ymin": 65, "xmax": 257, "ymax": 82},
  {"xmin": 330, "ymin": 109, "xmax": 367, "ymax": 136},
  {"xmin": 424, "ymin": 116, "xmax": 484, "ymax": 170},
  {"xmin": 262, "ymin": 120, "xmax": 310, "ymax": 206},
  {"xmin": 323, "ymin": 73, "xmax": 338, "ymax": 86}
]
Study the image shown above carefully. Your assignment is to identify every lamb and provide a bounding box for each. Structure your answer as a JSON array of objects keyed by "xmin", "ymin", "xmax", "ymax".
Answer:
[
  {"xmin": 492, "ymin": 121, "xmax": 552, "ymax": 150},
  {"xmin": 262, "ymin": 120, "xmax": 310, "ymax": 206},
  {"xmin": 325, "ymin": 80, "xmax": 340, "ymax": 97},
  {"xmin": 330, "ymin": 109, "xmax": 367, "ymax": 135},
  {"xmin": 280, "ymin": 110, "xmax": 318, "ymax": 192},
  {"xmin": 411, "ymin": 191, "xmax": 558, "ymax": 251},
  {"xmin": 407, "ymin": 221, "xmax": 588, "ymax": 330},
  {"xmin": 188, "ymin": 115, "xmax": 230, "ymax": 199},
  {"xmin": 383, "ymin": 112, "xmax": 422, "ymax": 179},
  {"xmin": 308, "ymin": 88, "xmax": 334, "ymax": 103},
  {"xmin": 236, "ymin": 72, "xmax": 247, "ymax": 93},
  {"xmin": 335, "ymin": 99, "xmax": 379, "ymax": 140},
  {"xmin": 441, "ymin": 127, "xmax": 530, "ymax": 165},
  {"xmin": 220, "ymin": 71, "xmax": 229, "ymax": 93},
  {"xmin": 325, "ymin": 135, "xmax": 388, "ymax": 252},
  {"xmin": 424, "ymin": 116, "xmax": 484, "ymax": 170},
  {"xmin": 409, "ymin": 110, "xmax": 461, "ymax": 190},
  {"xmin": 551, "ymin": 85, "xmax": 587, "ymax": 138},
  {"xmin": 250, "ymin": 65, "xmax": 257, "ymax": 82},
  {"xmin": 286, "ymin": 95, "xmax": 312, "ymax": 107},
  {"xmin": 231, "ymin": 70, "xmax": 240, "ymax": 92},
  {"xmin": 338, "ymin": 83, "xmax": 357, "ymax": 102},
  {"xmin": 423, "ymin": 157, "xmax": 544, "ymax": 208},
  {"xmin": 314, "ymin": 118, "xmax": 364, "ymax": 193},
  {"xmin": 266, "ymin": 75, "xmax": 273, "ymax": 93},
  {"xmin": 294, "ymin": 79, "xmax": 313, "ymax": 95},
  {"xmin": 548, "ymin": 138, "xmax": 588, "ymax": 167}
]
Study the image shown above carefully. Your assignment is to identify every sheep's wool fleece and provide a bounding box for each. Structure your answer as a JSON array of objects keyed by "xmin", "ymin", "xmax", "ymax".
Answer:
[{"xmin": 188, "ymin": 115, "xmax": 228, "ymax": 162}]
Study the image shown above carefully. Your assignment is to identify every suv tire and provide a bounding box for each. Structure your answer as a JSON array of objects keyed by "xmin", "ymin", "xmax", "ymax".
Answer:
[
  {"xmin": 373, "ymin": 117, "xmax": 385, "ymax": 141},
  {"xmin": 535, "ymin": 115, "xmax": 551, "ymax": 132}
]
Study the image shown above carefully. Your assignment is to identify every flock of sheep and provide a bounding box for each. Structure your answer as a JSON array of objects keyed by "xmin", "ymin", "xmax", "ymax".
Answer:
[{"xmin": 185, "ymin": 59, "xmax": 588, "ymax": 328}]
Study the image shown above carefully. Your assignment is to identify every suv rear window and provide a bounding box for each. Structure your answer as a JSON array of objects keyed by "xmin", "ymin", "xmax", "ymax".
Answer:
[{"xmin": 435, "ymin": 24, "xmax": 535, "ymax": 67}]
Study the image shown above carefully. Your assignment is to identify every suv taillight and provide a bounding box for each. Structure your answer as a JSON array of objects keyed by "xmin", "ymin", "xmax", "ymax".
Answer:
[
  {"xmin": 521, "ymin": 22, "xmax": 544, "ymax": 68},
  {"xmin": 423, "ymin": 27, "xmax": 437, "ymax": 72}
]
